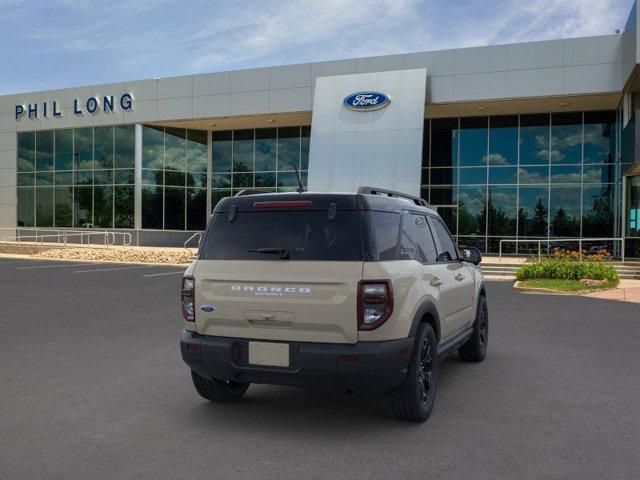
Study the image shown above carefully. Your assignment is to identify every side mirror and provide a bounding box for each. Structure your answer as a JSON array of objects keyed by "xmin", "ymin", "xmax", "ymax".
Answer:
[{"xmin": 462, "ymin": 247, "xmax": 482, "ymax": 265}]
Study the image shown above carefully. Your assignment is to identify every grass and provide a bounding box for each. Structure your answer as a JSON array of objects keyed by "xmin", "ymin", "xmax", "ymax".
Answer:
[{"xmin": 516, "ymin": 278, "xmax": 618, "ymax": 293}]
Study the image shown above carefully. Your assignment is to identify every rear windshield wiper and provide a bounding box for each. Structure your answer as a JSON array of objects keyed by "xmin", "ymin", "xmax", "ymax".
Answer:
[{"xmin": 248, "ymin": 247, "xmax": 290, "ymax": 259}]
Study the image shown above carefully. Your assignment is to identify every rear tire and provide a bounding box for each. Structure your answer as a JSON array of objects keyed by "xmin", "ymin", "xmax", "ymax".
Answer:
[
  {"xmin": 387, "ymin": 323, "xmax": 437, "ymax": 422},
  {"xmin": 458, "ymin": 295, "xmax": 488, "ymax": 362},
  {"xmin": 191, "ymin": 370, "xmax": 249, "ymax": 402}
]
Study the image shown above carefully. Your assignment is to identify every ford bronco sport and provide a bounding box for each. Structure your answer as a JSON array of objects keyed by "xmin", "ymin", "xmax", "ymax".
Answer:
[{"xmin": 180, "ymin": 186, "xmax": 487, "ymax": 422}]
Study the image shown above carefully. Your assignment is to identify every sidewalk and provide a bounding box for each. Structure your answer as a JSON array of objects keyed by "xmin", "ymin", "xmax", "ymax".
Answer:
[{"xmin": 582, "ymin": 280, "xmax": 640, "ymax": 304}]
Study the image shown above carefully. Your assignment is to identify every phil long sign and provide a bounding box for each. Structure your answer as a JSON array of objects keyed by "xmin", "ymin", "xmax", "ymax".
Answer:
[{"xmin": 15, "ymin": 93, "xmax": 134, "ymax": 120}]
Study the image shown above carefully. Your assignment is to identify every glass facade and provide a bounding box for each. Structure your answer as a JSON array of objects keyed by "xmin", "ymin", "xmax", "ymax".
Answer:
[
  {"xmin": 17, "ymin": 126, "xmax": 135, "ymax": 228},
  {"xmin": 211, "ymin": 126, "xmax": 310, "ymax": 209},
  {"xmin": 422, "ymin": 111, "xmax": 620, "ymax": 253}
]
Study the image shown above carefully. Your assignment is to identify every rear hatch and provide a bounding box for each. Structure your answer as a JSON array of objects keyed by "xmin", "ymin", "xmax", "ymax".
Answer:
[{"xmin": 193, "ymin": 194, "xmax": 364, "ymax": 344}]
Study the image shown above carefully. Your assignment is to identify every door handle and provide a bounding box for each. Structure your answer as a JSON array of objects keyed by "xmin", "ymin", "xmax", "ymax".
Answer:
[
  {"xmin": 455, "ymin": 273, "xmax": 465, "ymax": 281},
  {"xmin": 430, "ymin": 277, "xmax": 443, "ymax": 287}
]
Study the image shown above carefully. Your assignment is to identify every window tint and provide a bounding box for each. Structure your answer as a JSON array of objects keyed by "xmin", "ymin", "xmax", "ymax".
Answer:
[
  {"xmin": 398, "ymin": 212, "xmax": 415, "ymax": 260},
  {"xmin": 428, "ymin": 216, "xmax": 458, "ymax": 261},
  {"xmin": 366, "ymin": 211, "xmax": 401, "ymax": 261},
  {"xmin": 200, "ymin": 210, "xmax": 363, "ymax": 261},
  {"xmin": 412, "ymin": 214, "xmax": 437, "ymax": 263}
]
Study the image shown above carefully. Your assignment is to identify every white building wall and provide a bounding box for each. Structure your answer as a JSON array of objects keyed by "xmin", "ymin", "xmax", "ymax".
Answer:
[{"xmin": 307, "ymin": 69, "xmax": 426, "ymax": 196}]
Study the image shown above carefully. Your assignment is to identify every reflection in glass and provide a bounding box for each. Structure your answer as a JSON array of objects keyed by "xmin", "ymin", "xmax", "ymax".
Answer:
[
  {"xmin": 584, "ymin": 111, "xmax": 615, "ymax": 164},
  {"xmin": 187, "ymin": 188, "xmax": 207, "ymax": 230},
  {"xmin": 301, "ymin": 126, "xmax": 310, "ymax": 170},
  {"xmin": 429, "ymin": 186, "xmax": 455, "ymax": 205},
  {"xmin": 488, "ymin": 186, "xmax": 517, "ymax": 236},
  {"xmin": 55, "ymin": 129, "xmax": 73, "ymax": 171},
  {"xmin": 584, "ymin": 165, "xmax": 614, "ymax": 184},
  {"xmin": 255, "ymin": 172, "xmax": 276, "ymax": 187},
  {"xmin": 17, "ymin": 188, "xmax": 34, "ymax": 226},
  {"xmin": 430, "ymin": 168, "xmax": 454, "ymax": 185},
  {"xmin": 164, "ymin": 187, "xmax": 185, "ymax": 230},
  {"xmin": 35, "ymin": 187, "xmax": 54, "ymax": 227},
  {"xmin": 94, "ymin": 185, "xmax": 113, "ymax": 228},
  {"xmin": 142, "ymin": 126, "xmax": 164, "ymax": 169},
  {"xmin": 165, "ymin": 128, "xmax": 186, "ymax": 171},
  {"xmin": 519, "ymin": 166, "xmax": 548, "ymax": 184},
  {"xmin": 519, "ymin": 114, "xmax": 549, "ymax": 165},
  {"xmin": 255, "ymin": 128, "xmax": 276, "ymax": 171},
  {"xmin": 35, "ymin": 172, "xmax": 53, "ymax": 186},
  {"xmin": 74, "ymin": 128, "xmax": 93, "ymax": 170},
  {"xmin": 115, "ymin": 125, "xmax": 135, "ymax": 169},
  {"xmin": 211, "ymin": 189, "xmax": 231, "ymax": 213},
  {"xmin": 114, "ymin": 186, "xmax": 134, "ymax": 228},
  {"xmin": 488, "ymin": 116, "xmax": 517, "ymax": 166},
  {"xmin": 582, "ymin": 184, "xmax": 614, "ymax": 237},
  {"xmin": 18, "ymin": 173, "xmax": 34, "ymax": 187},
  {"xmin": 278, "ymin": 127, "xmax": 300, "ymax": 171},
  {"xmin": 488, "ymin": 167, "xmax": 517, "ymax": 184},
  {"xmin": 459, "ymin": 167, "xmax": 486, "ymax": 185},
  {"xmin": 186, "ymin": 130, "xmax": 207, "ymax": 173},
  {"xmin": 550, "ymin": 186, "xmax": 580, "ymax": 237},
  {"xmin": 94, "ymin": 126, "xmax": 114, "ymax": 169},
  {"xmin": 18, "ymin": 132, "xmax": 35, "ymax": 172},
  {"xmin": 233, "ymin": 130, "xmax": 253, "ymax": 172},
  {"xmin": 430, "ymin": 118, "xmax": 458, "ymax": 167},
  {"xmin": 518, "ymin": 186, "xmax": 548, "ymax": 236},
  {"xmin": 550, "ymin": 165, "xmax": 581, "ymax": 183},
  {"xmin": 74, "ymin": 186, "xmax": 92, "ymax": 227},
  {"xmin": 458, "ymin": 187, "xmax": 486, "ymax": 236},
  {"xmin": 459, "ymin": 117, "xmax": 487, "ymax": 166},
  {"xmin": 212, "ymin": 131, "xmax": 232, "ymax": 172},
  {"xmin": 142, "ymin": 186, "xmax": 163, "ymax": 229},
  {"xmin": 551, "ymin": 113, "xmax": 581, "ymax": 164},
  {"xmin": 36, "ymin": 130, "xmax": 54, "ymax": 171}
]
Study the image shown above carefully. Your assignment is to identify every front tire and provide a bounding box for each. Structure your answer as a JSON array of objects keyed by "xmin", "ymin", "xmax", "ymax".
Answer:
[
  {"xmin": 458, "ymin": 295, "xmax": 488, "ymax": 362},
  {"xmin": 191, "ymin": 370, "xmax": 249, "ymax": 402},
  {"xmin": 387, "ymin": 323, "xmax": 438, "ymax": 422}
]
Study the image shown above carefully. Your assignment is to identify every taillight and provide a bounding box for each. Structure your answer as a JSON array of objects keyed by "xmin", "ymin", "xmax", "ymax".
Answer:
[
  {"xmin": 357, "ymin": 280, "xmax": 393, "ymax": 331},
  {"xmin": 181, "ymin": 276, "xmax": 195, "ymax": 322}
]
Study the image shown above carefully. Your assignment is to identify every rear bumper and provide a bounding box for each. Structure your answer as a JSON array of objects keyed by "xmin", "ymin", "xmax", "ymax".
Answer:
[{"xmin": 181, "ymin": 329, "xmax": 414, "ymax": 394}]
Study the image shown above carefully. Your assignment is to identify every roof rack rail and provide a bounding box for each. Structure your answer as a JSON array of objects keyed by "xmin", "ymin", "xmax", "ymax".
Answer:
[
  {"xmin": 357, "ymin": 186, "xmax": 430, "ymax": 208},
  {"xmin": 234, "ymin": 189, "xmax": 264, "ymax": 197}
]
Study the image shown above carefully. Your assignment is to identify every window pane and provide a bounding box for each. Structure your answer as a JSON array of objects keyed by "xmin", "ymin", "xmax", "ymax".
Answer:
[
  {"xmin": 458, "ymin": 187, "xmax": 486, "ymax": 235},
  {"xmin": 55, "ymin": 129, "xmax": 73, "ymax": 171},
  {"xmin": 551, "ymin": 112, "xmax": 582, "ymax": 165},
  {"xmin": 488, "ymin": 166, "xmax": 517, "ymax": 184},
  {"xmin": 277, "ymin": 127, "xmax": 300, "ymax": 171},
  {"xmin": 186, "ymin": 129, "xmax": 208, "ymax": 173},
  {"xmin": 430, "ymin": 118, "xmax": 457, "ymax": 167},
  {"xmin": 164, "ymin": 170, "xmax": 185, "ymax": 187},
  {"xmin": 115, "ymin": 124, "xmax": 135, "ymax": 169},
  {"xmin": 430, "ymin": 168, "xmax": 454, "ymax": 185},
  {"xmin": 212, "ymin": 131, "xmax": 232, "ymax": 172},
  {"xmin": 142, "ymin": 126, "xmax": 164, "ymax": 169},
  {"xmin": 584, "ymin": 111, "xmax": 615, "ymax": 164},
  {"xmin": 18, "ymin": 172, "xmax": 34, "ymax": 187},
  {"xmin": 549, "ymin": 165, "xmax": 580, "ymax": 183},
  {"xmin": 233, "ymin": 172, "xmax": 253, "ymax": 188},
  {"xmin": 94, "ymin": 169, "xmax": 113, "ymax": 185},
  {"xmin": 430, "ymin": 186, "xmax": 455, "ymax": 205},
  {"xmin": 74, "ymin": 186, "xmax": 92, "ymax": 227},
  {"xmin": 35, "ymin": 172, "xmax": 53, "ymax": 186},
  {"xmin": 113, "ymin": 169, "xmax": 134, "ymax": 185},
  {"xmin": 187, "ymin": 171, "xmax": 207, "ymax": 188},
  {"xmin": 429, "ymin": 217, "xmax": 458, "ymax": 261},
  {"xmin": 142, "ymin": 169, "xmax": 163, "ymax": 186},
  {"xmin": 366, "ymin": 211, "xmax": 400, "ymax": 261},
  {"xmin": 187, "ymin": 188, "xmax": 207, "ymax": 230},
  {"xmin": 583, "ymin": 164, "xmax": 615, "ymax": 184},
  {"xmin": 35, "ymin": 186, "xmax": 54, "ymax": 227},
  {"xmin": 164, "ymin": 187, "xmax": 185, "ymax": 230},
  {"xmin": 255, "ymin": 128, "xmax": 276, "ymax": 171},
  {"xmin": 94, "ymin": 126, "xmax": 114, "ymax": 169},
  {"xmin": 93, "ymin": 186, "xmax": 113, "ymax": 228},
  {"xmin": 550, "ymin": 185, "xmax": 580, "ymax": 237},
  {"xmin": 488, "ymin": 186, "xmax": 517, "ymax": 236},
  {"xmin": 435, "ymin": 207, "xmax": 457, "ymax": 234},
  {"xmin": 211, "ymin": 189, "xmax": 231, "ymax": 213},
  {"xmin": 412, "ymin": 215, "xmax": 437, "ymax": 263},
  {"xmin": 54, "ymin": 186, "xmax": 73, "ymax": 227},
  {"xmin": 142, "ymin": 186, "xmax": 163, "ymax": 229},
  {"xmin": 35, "ymin": 130, "xmax": 54, "ymax": 171},
  {"xmin": 519, "ymin": 166, "xmax": 548, "ymax": 184},
  {"xmin": 17, "ymin": 187, "xmax": 34, "ymax": 226},
  {"xmin": 233, "ymin": 129, "xmax": 253, "ymax": 172},
  {"xmin": 74, "ymin": 127, "xmax": 93, "ymax": 170},
  {"xmin": 165, "ymin": 127, "xmax": 186, "ymax": 171},
  {"xmin": 301, "ymin": 126, "xmax": 310, "ymax": 170},
  {"xmin": 582, "ymin": 184, "xmax": 614, "ymax": 237},
  {"xmin": 520, "ymin": 114, "xmax": 549, "ymax": 165},
  {"xmin": 18, "ymin": 132, "xmax": 35, "ymax": 172},
  {"xmin": 114, "ymin": 186, "xmax": 134, "ymax": 228},
  {"xmin": 212, "ymin": 174, "xmax": 231, "ymax": 188},
  {"xmin": 75, "ymin": 169, "xmax": 93, "ymax": 186},
  {"xmin": 255, "ymin": 172, "xmax": 276, "ymax": 187},
  {"xmin": 459, "ymin": 117, "xmax": 487, "ymax": 166},
  {"xmin": 459, "ymin": 167, "xmax": 486, "ymax": 185},
  {"xmin": 518, "ymin": 186, "xmax": 548, "ymax": 236},
  {"xmin": 488, "ymin": 115, "xmax": 517, "ymax": 165}
]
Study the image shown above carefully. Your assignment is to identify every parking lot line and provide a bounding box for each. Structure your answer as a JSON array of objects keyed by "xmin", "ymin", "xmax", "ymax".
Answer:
[
  {"xmin": 142, "ymin": 271, "xmax": 184, "ymax": 277},
  {"xmin": 73, "ymin": 265, "xmax": 159, "ymax": 273},
  {"xmin": 16, "ymin": 263, "xmax": 93, "ymax": 270}
]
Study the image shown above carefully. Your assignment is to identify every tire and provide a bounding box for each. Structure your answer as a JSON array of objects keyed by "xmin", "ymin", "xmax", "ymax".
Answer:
[
  {"xmin": 191, "ymin": 370, "xmax": 249, "ymax": 402},
  {"xmin": 387, "ymin": 323, "xmax": 438, "ymax": 422},
  {"xmin": 458, "ymin": 295, "xmax": 488, "ymax": 362}
]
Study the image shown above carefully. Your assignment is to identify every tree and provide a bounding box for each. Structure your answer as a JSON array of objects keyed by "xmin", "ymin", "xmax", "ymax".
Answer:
[{"xmin": 532, "ymin": 198, "xmax": 548, "ymax": 236}]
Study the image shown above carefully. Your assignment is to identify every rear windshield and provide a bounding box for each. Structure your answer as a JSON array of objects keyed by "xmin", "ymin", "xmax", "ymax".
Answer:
[{"xmin": 199, "ymin": 210, "xmax": 364, "ymax": 261}]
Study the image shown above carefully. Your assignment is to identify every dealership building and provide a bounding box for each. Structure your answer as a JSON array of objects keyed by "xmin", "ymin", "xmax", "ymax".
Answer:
[{"xmin": 2, "ymin": 4, "xmax": 640, "ymax": 256}]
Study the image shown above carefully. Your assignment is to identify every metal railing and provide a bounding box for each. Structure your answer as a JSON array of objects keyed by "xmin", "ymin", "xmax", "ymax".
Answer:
[
  {"xmin": 498, "ymin": 238, "xmax": 625, "ymax": 261},
  {"xmin": 0, "ymin": 228, "xmax": 132, "ymax": 248},
  {"xmin": 183, "ymin": 232, "xmax": 202, "ymax": 249}
]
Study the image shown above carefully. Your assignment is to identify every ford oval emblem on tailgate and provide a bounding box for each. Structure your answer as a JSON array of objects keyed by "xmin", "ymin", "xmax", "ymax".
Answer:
[{"xmin": 200, "ymin": 304, "xmax": 215, "ymax": 312}]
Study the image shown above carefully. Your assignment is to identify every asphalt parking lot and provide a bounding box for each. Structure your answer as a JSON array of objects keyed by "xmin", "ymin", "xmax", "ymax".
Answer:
[{"xmin": 1, "ymin": 258, "xmax": 639, "ymax": 480}]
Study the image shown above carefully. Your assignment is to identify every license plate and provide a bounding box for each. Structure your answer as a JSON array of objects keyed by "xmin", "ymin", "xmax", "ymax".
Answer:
[{"xmin": 248, "ymin": 341, "xmax": 289, "ymax": 367}]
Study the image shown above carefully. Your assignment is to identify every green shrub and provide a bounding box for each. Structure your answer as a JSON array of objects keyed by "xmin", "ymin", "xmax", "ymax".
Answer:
[{"xmin": 515, "ymin": 260, "xmax": 619, "ymax": 285}]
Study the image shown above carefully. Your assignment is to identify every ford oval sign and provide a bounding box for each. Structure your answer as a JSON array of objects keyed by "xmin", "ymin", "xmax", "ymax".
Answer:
[{"xmin": 343, "ymin": 91, "xmax": 390, "ymax": 111}]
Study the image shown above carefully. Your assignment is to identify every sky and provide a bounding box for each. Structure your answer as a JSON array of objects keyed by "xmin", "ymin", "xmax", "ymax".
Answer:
[{"xmin": 0, "ymin": 0, "xmax": 636, "ymax": 95}]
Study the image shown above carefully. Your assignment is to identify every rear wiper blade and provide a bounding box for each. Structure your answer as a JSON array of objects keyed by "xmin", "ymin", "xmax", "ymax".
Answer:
[{"xmin": 248, "ymin": 247, "xmax": 289, "ymax": 259}]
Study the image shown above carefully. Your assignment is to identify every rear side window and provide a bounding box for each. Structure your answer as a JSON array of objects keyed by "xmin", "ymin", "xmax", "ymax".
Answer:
[
  {"xmin": 428, "ymin": 216, "xmax": 458, "ymax": 261},
  {"xmin": 199, "ymin": 210, "xmax": 364, "ymax": 261},
  {"xmin": 366, "ymin": 211, "xmax": 400, "ymax": 261},
  {"xmin": 412, "ymin": 214, "xmax": 438, "ymax": 263}
]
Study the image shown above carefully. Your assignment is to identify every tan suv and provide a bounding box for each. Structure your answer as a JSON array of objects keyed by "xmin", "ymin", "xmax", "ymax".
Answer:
[{"xmin": 180, "ymin": 187, "xmax": 488, "ymax": 422}]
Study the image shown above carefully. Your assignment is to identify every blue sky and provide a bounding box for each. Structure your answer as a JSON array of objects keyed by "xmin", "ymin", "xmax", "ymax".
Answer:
[{"xmin": 0, "ymin": 0, "xmax": 635, "ymax": 95}]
